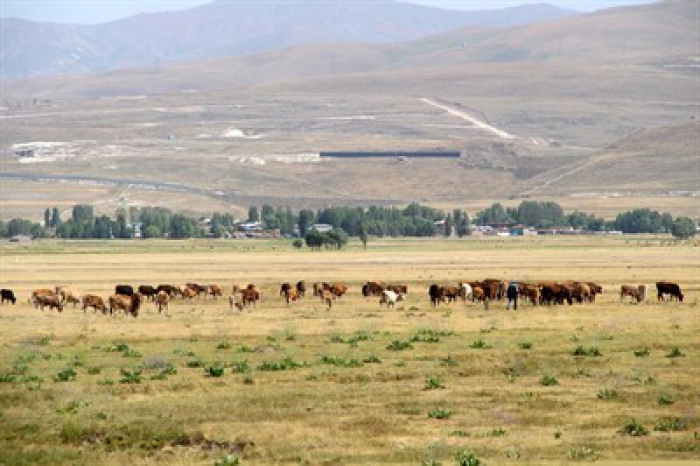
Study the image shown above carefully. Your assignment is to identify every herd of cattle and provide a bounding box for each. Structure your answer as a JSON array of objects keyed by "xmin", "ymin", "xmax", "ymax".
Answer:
[{"xmin": 0, "ymin": 279, "xmax": 686, "ymax": 317}]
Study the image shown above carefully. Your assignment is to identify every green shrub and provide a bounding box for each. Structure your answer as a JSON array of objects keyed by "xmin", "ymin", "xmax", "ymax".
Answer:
[
  {"xmin": 386, "ymin": 340, "xmax": 413, "ymax": 351},
  {"xmin": 567, "ymin": 446, "xmax": 596, "ymax": 460},
  {"xmin": 428, "ymin": 408, "xmax": 452, "ymax": 420},
  {"xmin": 597, "ymin": 388, "xmax": 620, "ymax": 400},
  {"xmin": 54, "ymin": 367, "xmax": 77, "ymax": 382},
  {"xmin": 540, "ymin": 374, "xmax": 559, "ymax": 386},
  {"xmin": 449, "ymin": 430, "xmax": 470, "ymax": 437},
  {"xmin": 456, "ymin": 450, "xmax": 481, "ymax": 466},
  {"xmin": 469, "ymin": 340, "xmax": 491, "ymax": 349},
  {"xmin": 206, "ymin": 365, "xmax": 225, "ymax": 377},
  {"xmin": 257, "ymin": 358, "xmax": 305, "ymax": 371},
  {"xmin": 119, "ymin": 368, "xmax": 142, "ymax": 384},
  {"xmin": 363, "ymin": 355, "xmax": 381, "ymax": 364},
  {"xmin": 666, "ymin": 347, "xmax": 684, "ymax": 358},
  {"xmin": 518, "ymin": 341, "xmax": 532, "ymax": 350},
  {"xmin": 0, "ymin": 373, "xmax": 17, "ymax": 383},
  {"xmin": 87, "ymin": 367, "xmax": 101, "ymax": 375},
  {"xmin": 657, "ymin": 393, "xmax": 674, "ymax": 405},
  {"xmin": 634, "ymin": 348, "xmax": 650, "ymax": 357},
  {"xmin": 216, "ymin": 341, "xmax": 232, "ymax": 350},
  {"xmin": 621, "ymin": 420, "xmax": 647, "ymax": 436},
  {"xmin": 654, "ymin": 418, "xmax": 687, "ymax": 432},
  {"xmin": 572, "ymin": 346, "xmax": 601, "ymax": 357},
  {"xmin": 186, "ymin": 359, "xmax": 205, "ymax": 368},
  {"xmin": 230, "ymin": 360, "xmax": 250, "ymax": 373},
  {"xmin": 489, "ymin": 427, "xmax": 507, "ymax": 437},
  {"xmin": 424, "ymin": 377, "xmax": 445, "ymax": 390},
  {"xmin": 319, "ymin": 356, "xmax": 363, "ymax": 368}
]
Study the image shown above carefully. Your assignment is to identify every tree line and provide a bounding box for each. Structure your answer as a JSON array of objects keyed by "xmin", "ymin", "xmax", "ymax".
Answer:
[{"xmin": 0, "ymin": 201, "xmax": 696, "ymax": 242}]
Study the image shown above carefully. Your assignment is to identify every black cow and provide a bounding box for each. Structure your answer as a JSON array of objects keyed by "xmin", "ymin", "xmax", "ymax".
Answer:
[
  {"xmin": 429, "ymin": 284, "xmax": 442, "ymax": 307},
  {"xmin": 656, "ymin": 282, "xmax": 684, "ymax": 302},
  {"xmin": 296, "ymin": 281, "xmax": 306, "ymax": 297},
  {"xmin": 156, "ymin": 284, "xmax": 180, "ymax": 297},
  {"xmin": 115, "ymin": 285, "xmax": 134, "ymax": 296},
  {"xmin": 1, "ymin": 289, "xmax": 16, "ymax": 305},
  {"xmin": 138, "ymin": 285, "xmax": 158, "ymax": 301}
]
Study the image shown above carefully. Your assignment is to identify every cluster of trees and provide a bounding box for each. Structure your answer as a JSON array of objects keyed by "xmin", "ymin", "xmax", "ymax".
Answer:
[{"xmin": 0, "ymin": 201, "xmax": 696, "ymax": 242}]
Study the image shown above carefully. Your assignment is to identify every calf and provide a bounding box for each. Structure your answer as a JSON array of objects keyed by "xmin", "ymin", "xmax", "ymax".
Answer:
[
  {"xmin": 1, "ymin": 289, "xmax": 16, "ymax": 305},
  {"xmin": 155, "ymin": 290, "xmax": 170, "ymax": 313}
]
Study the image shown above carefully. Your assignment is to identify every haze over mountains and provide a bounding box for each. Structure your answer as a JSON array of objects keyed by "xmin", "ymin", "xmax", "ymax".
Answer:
[
  {"xmin": 1, "ymin": 0, "xmax": 576, "ymax": 79},
  {"xmin": 1, "ymin": 0, "xmax": 698, "ymax": 220}
]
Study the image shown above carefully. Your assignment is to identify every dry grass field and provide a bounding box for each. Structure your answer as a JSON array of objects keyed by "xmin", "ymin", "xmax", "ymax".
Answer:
[{"xmin": 0, "ymin": 237, "xmax": 698, "ymax": 465}]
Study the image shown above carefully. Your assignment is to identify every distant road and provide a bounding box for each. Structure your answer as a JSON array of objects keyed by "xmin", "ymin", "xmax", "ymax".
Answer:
[{"xmin": 420, "ymin": 98, "xmax": 516, "ymax": 140}]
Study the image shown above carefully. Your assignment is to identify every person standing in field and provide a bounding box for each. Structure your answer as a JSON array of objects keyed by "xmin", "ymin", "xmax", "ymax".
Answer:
[{"xmin": 506, "ymin": 281, "xmax": 519, "ymax": 310}]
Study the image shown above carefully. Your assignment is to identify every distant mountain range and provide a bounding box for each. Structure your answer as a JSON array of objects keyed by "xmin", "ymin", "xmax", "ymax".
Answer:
[{"xmin": 1, "ymin": 1, "xmax": 576, "ymax": 78}]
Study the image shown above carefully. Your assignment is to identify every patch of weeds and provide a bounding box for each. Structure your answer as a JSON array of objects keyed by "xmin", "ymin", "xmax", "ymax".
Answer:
[
  {"xmin": 572, "ymin": 346, "xmax": 602, "ymax": 357},
  {"xmin": 363, "ymin": 354, "xmax": 381, "ymax": 364},
  {"xmin": 386, "ymin": 340, "xmax": 413, "ymax": 351},
  {"xmin": 469, "ymin": 340, "xmax": 491, "ymax": 349},
  {"xmin": 257, "ymin": 357, "xmax": 305, "ymax": 371},
  {"xmin": 119, "ymin": 368, "xmax": 142, "ymax": 384},
  {"xmin": 573, "ymin": 367, "xmax": 591, "ymax": 378},
  {"xmin": 440, "ymin": 354, "xmax": 458, "ymax": 367},
  {"xmin": 319, "ymin": 356, "xmax": 363, "ymax": 368},
  {"xmin": 570, "ymin": 334, "xmax": 581, "ymax": 342},
  {"xmin": 206, "ymin": 365, "xmax": 225, "ymax": 377},
  {"xmin": 216, "ymin": 341, "xmax": 232, "ymax": 350},
  {"xmin": 422, "ymin": 460, "xmax": 442, "ymax": 466},
  {"xmin": 456, "ymin": 450, "xmax": 481, "ymax": 466},
  {"xmin": 186, "ymin": 359, "xmax": 205, "ymax": 368},
  {"xmin": 411, "ymin": 333, "xmax": 441, "ymax": 343},
  {"xmin": 567, "ymin": 446, "xmax": 596, "ymax": 461},
  {"xmin": 632, "ymin": 374, "xmax": 656, "ymax": 385},
  {"xmin": 54, "ymin": 367, "xmax": 77, "ymax": 382},
  {"xmin": 122, "ymin": 348, "xmax": 141, "ymax": 358},
  {"xmin": 230, "ymin": 360, "xmax": 250, "ymax": 373},
  {"xmin": 518, "ymin": 341, "xmax": 532, "ymax": 350},
  {"xmin": 506, "ymin": 449, "xmax": 520, "ymax": 460},
  {"xmin": 598, "ymin": 333, "xmax": 614, "ymax": 341},
  {"xmin": 215, "ymin": 454, "xmax": 242, "ymax": 466},
  {"xmin": 0, "ymin": 373, "xmax": 17, "ymax": 383},
  {"xmin": 597, "ymin": 388, "xmax": 620, "ymax": 400},
  {"xmin": 237, "ymin": 346, "xmax": 253, "ymax": 353},
  {"xmin": 540, "ymin": 374, "xmax": 559, "ymax": 386},
  {"xmin": 394, "ymin": 360, "xmax": 407, "ymax": 367},
  {"xmin": 151, "ymin": 363, "xmax": 177, "ymax": 380},
  {"xmin": 87, "ymin": 367, "xmax": 101, "ymax": 375},
  {"xmin": 172, "ymin": 349, "xmax": 196, "ymax": 357},
  {"xmin": 428, "ymin": 408, "xmax": 452, "ymax": 420},
  {"xmin": 424, "ymin": 376, "xmax": 445, "ymax": 390},
  {"xmin": 654, "ymin": 418, "xmax": 687, "ymax": 432},
  {"xmin": 97, "ymin": 379, "xmax": 114, "ymax": 386},
  {"xmin": 105, "ymin": 342, "xmax": 130, "ymax": 353},
  {"xmin": 242, "ymin": 374, "xmax": 254, "ymax": 385},
  {"xmin": 634, "ymin": 348, "xmax": 650, "ymax": 358},
  {"xmin": 657, "ymin": 393, "xmax": 674, "ymax": 405},
  {"xmin": 489, "ymin": 428, "xmax": 507, "ymax": 437},
  {"xmin": 449, "ymin": 430, "xmax": 470, "ymax": 437},
  {"xmin": 666, "ymin": 347, "xmax": 685, "ymax": 358},
  {"xmin": 554, "ymin": 431, "xmax": 562, "ymax": 439},
  {"xmin": 57, "ymin": 399, "xmax": 89, "ymax": 414},
  {"xmin": 621, "ymin": 420, "xmax": 648, "ymax": 436}
]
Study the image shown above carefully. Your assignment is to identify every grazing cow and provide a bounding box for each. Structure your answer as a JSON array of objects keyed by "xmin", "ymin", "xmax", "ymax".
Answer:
[
  {"xmin": 82, "ymin": 294, "xmax": 107, "ymax": 314},
  {"xmin": 31, "ymin": 289, "xmax": 60, "ymax": 308},
  {"xmin": 656, "ymin": 282, "xmax": 683, "ymax": 302},
  {"xmin": 440, "ymin": 286, "xmax": 460, "ymax": 303},
  {"xmin": 385, "ymin": 284, "xmax": 408, "ymax": 295},
  {"xmin": 428, "ymin": 284, "xmax": 442, "ymax": 307},
  {"xmin": 109, "ymin": 293, "xmax": 142, "ymax": 317},
  {"xmin": 181, "ymin": 287, "xmax": 197, "ymax": 302},
  {"xmin": 472, "ymin": 286, "xmax": 486, "ymax": 303},
  {"xmin": 34, "ymin": 293, "xmax": 64, "ymax": 312},
  {"xmin": 621, "ymin": 284, "xmax": 647, "ymax": 304},
  {"xmin": 115, "ymin": 285, "xmax": 134, "ymax": 296},
  {"xmin": 283, "ymin": 289, "xmax": 299, "ymax": 305},
  {"xmin": 138, "ymin": 285, "xmax": 158, "ymax": 301},
  {"xmin": 362, "ymin": 281, "xmax": 384, "ymax": 297},
  {"xmin": 1, "ymin": 289, "xmax": 16, "ymax": 305},
  {"xmin": 539, "ymin": 282, "xmax": 573, "ymax": 305},
  {"xmin": 379, "ymin": 290, "xmax": 404, "ymax": 308},
  {"xmin": 587, "ymin": 282, "xmax": 603, "ymax": 302},
  {"xmin": 241, "ymin": 288, "xmax": 260, "ymax": 308},
  {"xmin": 280, "ymin": 283, "xmax": 292, "ymax": 296},
  {"xmin": 518, "ymin": 283, "xmax": 540, "ymax": 306},
  {"xmin": 506, "ymin": 281, "xmax": 519, "ymax": 310},
  {"xmin": 186, "ymin": 283, "xmax": 207, "ymax": 298},
  {"xmin": 459, "ymin": 282, "xmax": 473, "ymax": 302},
  {"xmin": 208, "ymin": 284, "xmax": 223, "ymax": 300},
  {"xmin": 330, "ymin": 284, "xmax": 348, "ymax": 300},
  {"xmin": 296, "ymin": 281, "xmax": 306, "ymax": 297},
  {"xmin": 155, "ymin": 291, "xmax": 170, "ymax": 313},
  {"xmin": 482, "ymin": 279, "xmax": 506, "ymax": 300},
  {"xmin": 56, "ymin": 287, "xmax": 81, "ymax": 308},
  {"xmin": 156, "ymin": 284, "xmax": 181, "ymax": 297}
]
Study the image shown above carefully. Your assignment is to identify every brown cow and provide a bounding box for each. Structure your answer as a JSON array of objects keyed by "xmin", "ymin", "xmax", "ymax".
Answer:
[
  {"xmin": 81, "ymin": 294, "xmax": 107, "ymax": 314},
  {"xmin": 321, "ymin": 290, "xmax": 334, "ymax": 309},
  {"xmin": 208, "ymin": 284, "xmax": 223, "ymax": 300},
  {"xmin": 518, "ymin": 283, "xmax": 540, "ymax": 306},
  {"xmin": 241, "ymin": 288, "xmax": 260, "ymax": 307},
  {"xmin": 108, "ymin": 293, "xmax": 142, "ymax": 317},
  {"xmin": 284, "ymin": 289, "xmax": 299, "ymax": 305},
  {"xmin": 587, "ymin": 283, "xmax": 603, "ymax": 302},
  {"xmin": 440, "ymin": 286, "xmax": 460, "ymax": 303},
  {"xmin": 621, "ymin": 284, "xmax": 646, "ymax": 304},
  {"xmin": 155, "ymin": 290, "xmax": 170, "ymax": 313},
  {"xmin": 181, "ymin": 287, "xmax": 197, "ymax": 302},
  {"xmin": 280, "ymin": 283, "xmax": 292, "ymax": 296},
  {"xmin": 56, "ymin": 287, "xmax": 81, "ymax": 308},
  {"xmin": 329, "ymin": 283, "xmax": 348, "ymax": 300},
  {"xmin": 385, "ymin": 284, "xmax": 408, "ymax": 295},
  {"xmin": 34, "ymin": 293, "xmax": 64, "ymax": 312},
  {"xmin": 472, "ymin": 286, "xmax": 486, "ymax": 303},
  {"xmin": 296, "ymin": 281, "xmax": 306, "ymax": 297},
  {"xmin": 362, "ymin": 281, "xmax": 384, "ymax": 297}
]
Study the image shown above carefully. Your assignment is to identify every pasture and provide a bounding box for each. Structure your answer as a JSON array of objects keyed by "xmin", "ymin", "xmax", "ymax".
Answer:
[{"xmin": 0, "ymin": 237, "xmax": 698, "ymax": 465}]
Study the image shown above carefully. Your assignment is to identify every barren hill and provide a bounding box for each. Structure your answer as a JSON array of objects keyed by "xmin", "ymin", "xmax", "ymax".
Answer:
[{"xmin": 0, "ymin": 1, "xmax": 575, "ymax": 79}]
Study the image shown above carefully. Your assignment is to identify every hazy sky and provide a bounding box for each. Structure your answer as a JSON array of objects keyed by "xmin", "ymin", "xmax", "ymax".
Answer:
[{"xmin": 2, "ymin": 0, "xmax": 656, "ymax": 24}]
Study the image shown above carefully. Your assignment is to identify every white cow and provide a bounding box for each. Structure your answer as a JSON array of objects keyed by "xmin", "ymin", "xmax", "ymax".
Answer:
[
  {"xmin": 460, "ymin": 283, "xmax": 473, "ymax": 302},
  {"xmin": 379, "ymin": 290, "xmax": 404, "ymax": 308}
]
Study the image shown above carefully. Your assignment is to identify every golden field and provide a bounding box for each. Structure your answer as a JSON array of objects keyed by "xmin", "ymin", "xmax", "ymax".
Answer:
[{"xmin": 0, "ymin": 237, "xmax": 698, "ymax": 465}]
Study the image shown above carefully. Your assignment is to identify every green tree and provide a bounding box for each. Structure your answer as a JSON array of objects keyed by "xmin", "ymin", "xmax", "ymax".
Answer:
[
  {"xmin": 359, "ymin": 223, "xmax": 368, "ymax": 250},
  {"xmin": 444, "ymin": 214, "xmax": 452, "ymax": 237},
  {"xmin": 0, "ymin": 220, "xmax": 7, "ymax": 238},
  {"xmin": 298, "ymin": 209, "xmax": 314, "ymax": 237},
  {"xmin": 51, "ymin": 207, "xmax": 62, "ymax": 228},
  {"xmin": 305, "ymin": 229, "xmax": 323, "ymax": 250},
  {"xmin": 247, "ymin": 206, "xmax": 260, "ymax": 223},
  {"xmin": 671, "ymin": 217, "xmax": 696, "ymax": 239},
  {"xmin": 143, "ymin": 225, "xmax": 162, "ymax": 239},
  {"xmin": 44, "ymin": 208, "xmax": 51, "ymax": 229}
]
